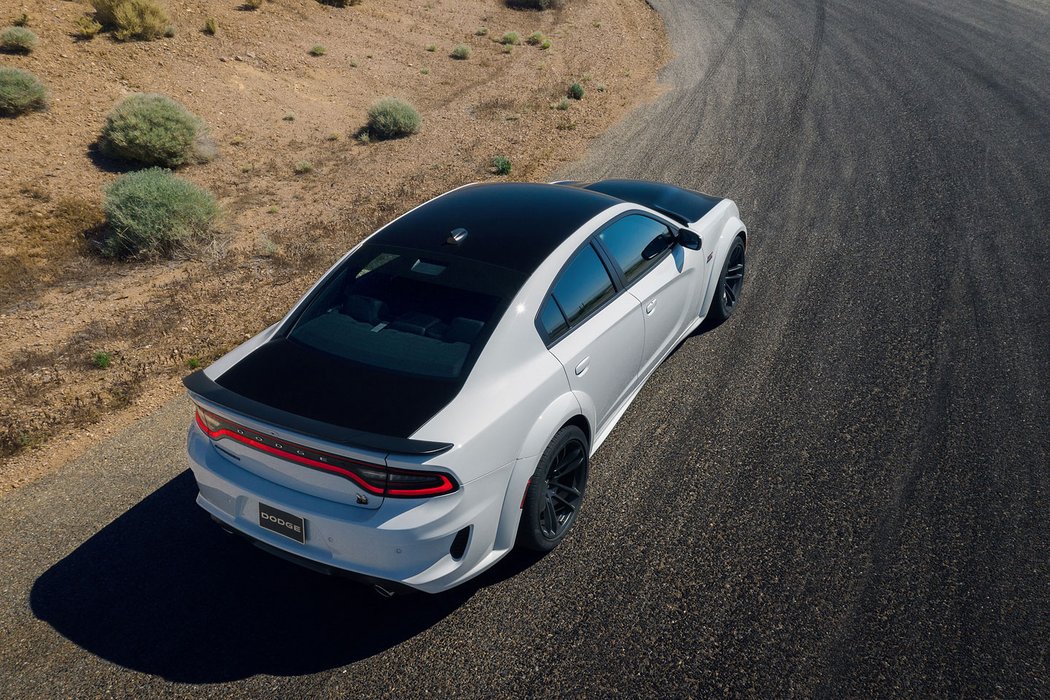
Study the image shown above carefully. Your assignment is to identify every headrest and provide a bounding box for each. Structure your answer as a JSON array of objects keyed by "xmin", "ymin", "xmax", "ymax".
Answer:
[
  {"xmin": 343, "ymin": 295, "xmax": 385, "ymax": 325},
  {"xmin": 444, "ymin": 317, "xmax": 484, "ymax": 344}
]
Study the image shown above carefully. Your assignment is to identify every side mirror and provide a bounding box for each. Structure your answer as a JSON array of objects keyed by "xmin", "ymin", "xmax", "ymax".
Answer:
[
  {"xmin": 641, "ymin": 232, "xmax": 675, "ymax": 260},
  {"xmin": 676, "ymin": 228, "xmax": 701, "ymax": 250}
]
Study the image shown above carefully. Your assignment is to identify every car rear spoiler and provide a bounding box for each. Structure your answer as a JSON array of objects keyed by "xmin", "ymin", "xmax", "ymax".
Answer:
[
  {"xmin": 558, "ymin": 179, "xmax": 723, "ymax": 226},
  {"xmin": 183, "ymin": 370, "xmax": 454, "ymax": 456}
]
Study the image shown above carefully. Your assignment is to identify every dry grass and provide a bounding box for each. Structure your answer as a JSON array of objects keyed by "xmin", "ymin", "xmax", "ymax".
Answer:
[
  {"xmin": 0, "ymin": 195, "xmax": 103, "ymax": 307},
  {"xmin": 0, "ymin": 0, "xmax": 670, "ymax": 486},
  {"xmin": 90, "ymin": 0, "xmax": 171, "ymax": 41}
]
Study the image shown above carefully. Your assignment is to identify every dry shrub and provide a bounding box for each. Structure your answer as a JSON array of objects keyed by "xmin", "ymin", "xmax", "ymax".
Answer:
[
  {"xmin": 0, "ymin": 26, "xmax": 37, "ymax": 53},
  {"xmin": 91, "ymin": 0, "xmax": 171, "ymax": 41},
  {"xmin": 366, "ymin": 98, "xmax": 421, "ymax": 140},
  {"xmin": 0, "ymin": 67, "xmax": 46, "ymax": 115},
  {"xmin": 99, "ymin": 93, "xmax": 214, "ymax": 168},
  {"xmin": 101, "ymin": 167, "xmax": 220, "ymax": 259}
]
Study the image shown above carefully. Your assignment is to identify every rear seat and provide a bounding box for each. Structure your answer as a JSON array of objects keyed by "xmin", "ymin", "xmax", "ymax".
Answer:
[
  {"xmin": 342, "ymin": 294, "xmax": 387, "ymax": 325},
  {"xmin": 297, "ymin": 301, "xmax": 485, "ymax": 377}
]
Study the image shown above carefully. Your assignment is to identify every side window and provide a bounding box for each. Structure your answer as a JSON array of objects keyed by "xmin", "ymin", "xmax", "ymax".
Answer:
[
  {"xmin": 538, "ymin": 296, "xmax": 568, "ymax": 342},
  {"xmin": 598, "ymin": 214, "xmax": 674, "ymax": 283},
  {"xmin": 551, "ymin": 244, "xmax": 616, "ymax": 326}
]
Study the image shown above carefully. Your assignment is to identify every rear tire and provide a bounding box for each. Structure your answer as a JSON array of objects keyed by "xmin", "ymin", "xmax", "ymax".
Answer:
[
  {"xmin": 516, "ymin": 426, "xmax": 589, "ymax": 552},
  {"xmin": 705, "ymin": 235, "xmax": 746, "ymax": 327}
]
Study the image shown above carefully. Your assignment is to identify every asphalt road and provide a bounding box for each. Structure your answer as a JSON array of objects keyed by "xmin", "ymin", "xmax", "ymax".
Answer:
[{"xmin": 2, "ymin": 0, "xmax": 1048, "ymax": 697}]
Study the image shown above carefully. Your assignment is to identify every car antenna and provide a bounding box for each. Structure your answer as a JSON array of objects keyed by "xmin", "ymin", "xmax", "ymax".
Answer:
[{"xmin": 445, "ymin": 228, "xmax": 469, "ymax": 245}]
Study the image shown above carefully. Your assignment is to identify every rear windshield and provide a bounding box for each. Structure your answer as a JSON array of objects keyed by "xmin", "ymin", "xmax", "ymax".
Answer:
[{"xmin": 286, "ymin": 244, "xmax": 522, "ymax": 379}]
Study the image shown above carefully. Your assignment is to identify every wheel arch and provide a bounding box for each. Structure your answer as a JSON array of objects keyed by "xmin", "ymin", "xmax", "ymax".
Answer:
[
  {"xmin": 562, "ymin": 414, "xmax": 592, "ymax": 448},
  {"xmin": 492, "ymin": 395, "xmax": 588, "ymax": 552},
  {"xmin": 700, "ymin": 215, "xmax": 747, "ymax": 316}
]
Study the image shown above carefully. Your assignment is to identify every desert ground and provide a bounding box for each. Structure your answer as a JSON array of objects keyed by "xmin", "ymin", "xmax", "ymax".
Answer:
[{"xmin": 0, "ymin": 0, "xmax": 668, "ymax": 491}]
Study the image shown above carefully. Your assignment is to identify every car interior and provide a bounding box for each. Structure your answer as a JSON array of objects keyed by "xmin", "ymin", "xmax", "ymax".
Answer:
[{"xmin": 288, "ymin": 251, "xmax": 498, "ymax": 379}]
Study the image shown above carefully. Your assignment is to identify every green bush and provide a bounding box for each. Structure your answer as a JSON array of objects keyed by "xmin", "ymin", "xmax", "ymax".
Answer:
[
  {"xmin": 0, "ymin": 26, "xmax": 37, "ymax": 53},
  {"xmin": 318, "ymin": 0, "xmax": 361, "ymax": 6},
  {"xmin": 500, "ymin": 31, "xmax": 519, "ymax": 45},
  {"xmin": 101, "ymin": 168, "xmax": 219, "ymax": 258},
  {"xmin": 308, "ymin": 44, "xmax": 325, "ymax": 56},
  {"xmin": 450, "ymin": 43, "xmax": 470, "ymax": 60},
  {"xmin": 203, "ymin": 17, "xmax": 217, "ymax": 35},
  {"xmin": 526, "ymin": 31, "xmax": 544, "ymax": 45},
  {"xmin": 92, "ymin": 0, "xmax": 171, "ymax": 40},
  {"xmin": 474, "ymin": 27, "xmax": 487, "ymax": 36},
  {"xmin": 539, "ymin": 38, "xmax": 551, "ymax": 49},
  {"xmin": 505, "ymin": 0, "xmax": 562, "ymax": 8},
  {"xmin": 293, "ymin": 160, "xmax": 313, "ymax": 174},
  {"xmin": 240, "ymin": 0, "xmax": 262, "ymax": 9},
  {"xmin": 75, "ymin": 16, "xmax": 103, "ymax": 38},
  {"xmin": 492, "ymin": 155, "xmax": 511, "ymax": 175},
  {"xmin": 0, "ymin": 67, "xmax": 47, "ymax": 115},
  {"xmin": 90, "ymin": 0, "xmax": 122, "ymax": 27},
  {"xmin": 99, "ymin": 93, "xmax": 214, "ymax": 168},
  {"xmin": 568, "ymin": 82, "xmax": 584, "ymax": 100},
  {"xmin": 366, "ymin": 98, "xmax": 420, "ymax": 140}
]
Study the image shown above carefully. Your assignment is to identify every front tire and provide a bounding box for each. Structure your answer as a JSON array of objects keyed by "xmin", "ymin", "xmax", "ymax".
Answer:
[
  {"xmin": 517, "ymin": 426, "xmax": 589, "ymax": 552},
  {"xmin": 705, "ymin": 235, "xmax": 746, "ymax": 327}
]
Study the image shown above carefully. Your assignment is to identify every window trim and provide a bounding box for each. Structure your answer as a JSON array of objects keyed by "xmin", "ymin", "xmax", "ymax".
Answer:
[{"xmin": 534, "ymin": 211, "xmax": 682, "ymax": 348}]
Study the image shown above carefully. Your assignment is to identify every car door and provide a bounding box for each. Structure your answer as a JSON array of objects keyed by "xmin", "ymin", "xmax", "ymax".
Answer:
[
  {"xmin": 538, "ymin": 242, "xmax": 644, "ymax": 430},
  {"xmin": 596, "ymin": 214, "xmax": 701, "ymax": 377}
]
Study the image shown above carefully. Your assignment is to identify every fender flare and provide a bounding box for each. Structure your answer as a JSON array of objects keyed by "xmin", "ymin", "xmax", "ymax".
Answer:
[
  {"xmin": 701, "ymin": 216, "xmax": 747, "ymax": 315},
  {"xmin": 491, "ymin": 391, "xmax": 586, "ymax": 551}
]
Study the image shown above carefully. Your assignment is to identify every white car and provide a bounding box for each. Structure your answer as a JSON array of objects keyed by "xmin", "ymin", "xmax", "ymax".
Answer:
[{"xmin": 184, "ymin": 180, "xmax": 748, "ymax": 594}]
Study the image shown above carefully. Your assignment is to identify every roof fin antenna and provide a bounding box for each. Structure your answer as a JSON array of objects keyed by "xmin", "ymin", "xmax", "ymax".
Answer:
[{"xmin": 445, "ymin": 228, "xmax": 469, "ymax": 246}]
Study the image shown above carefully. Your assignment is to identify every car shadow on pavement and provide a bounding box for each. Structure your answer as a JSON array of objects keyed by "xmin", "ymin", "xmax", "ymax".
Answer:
[{"xmin": 29, "ymin": 470, "xmax": 542, "ymax": 683}]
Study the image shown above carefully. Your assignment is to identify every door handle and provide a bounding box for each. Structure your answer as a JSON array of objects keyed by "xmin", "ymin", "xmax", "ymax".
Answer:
[
  {"xmin": 645, "ymin": 299, "xmax": 657, "ymax": 315},
  {"xmin": 575, "ymin": 357, "xmax": 590, "ymax": 376}
]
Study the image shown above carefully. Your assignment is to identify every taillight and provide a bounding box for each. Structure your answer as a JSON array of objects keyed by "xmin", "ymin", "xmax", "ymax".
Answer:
[
  {"xmin": 194, "ymin": 407, "xmax": 457, "ymax": 498},
  {"xmin": 386, "ymin": 468, "xmax": 457, "ymax": 497}
]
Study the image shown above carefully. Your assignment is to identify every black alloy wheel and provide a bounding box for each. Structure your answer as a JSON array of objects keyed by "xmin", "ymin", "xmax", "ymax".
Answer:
[
  {"xmin": 722, "ymin": 241, "xmax": 746, "ymax": 310},
  {"xmin": 706, "ymin": 235, "xmax": 746, "ymax": 326},
  {"xmin": 518, "ymin": 425, "xmax": 590, "ymax": 551}
]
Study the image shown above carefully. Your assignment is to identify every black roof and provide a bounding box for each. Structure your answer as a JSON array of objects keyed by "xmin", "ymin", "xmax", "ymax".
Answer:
[
  {"xmin": 372, "ymin": 183, "xmax": 621, "ymax": 274},
  {"xmin": 582, "ymin": 179, "xmax": 723, "ymax": 224}
]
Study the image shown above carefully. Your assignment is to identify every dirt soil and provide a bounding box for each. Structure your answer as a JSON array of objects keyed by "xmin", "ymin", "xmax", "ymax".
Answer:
[{"xmin": 0, "ymin": 0, "xmax": 668, "ymax": 493}]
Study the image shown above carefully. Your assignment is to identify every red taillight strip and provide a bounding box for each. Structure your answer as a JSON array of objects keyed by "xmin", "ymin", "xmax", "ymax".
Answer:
[
  {"xmin": 195, "ymin": 410, "xmax": 385, "ymax": 494},
  {"xmin": 194, "ymin": 408, "xmax": 457, "ymax": 497},
  {"xmin": 386, "ymin": 469, "xmax": 456, "ymax": 497}
]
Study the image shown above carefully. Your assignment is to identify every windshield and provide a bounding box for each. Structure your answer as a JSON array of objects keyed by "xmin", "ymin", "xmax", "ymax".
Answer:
[{"xmin": 286, "ymin": 244, "xmax": 521, "ymax": 379}]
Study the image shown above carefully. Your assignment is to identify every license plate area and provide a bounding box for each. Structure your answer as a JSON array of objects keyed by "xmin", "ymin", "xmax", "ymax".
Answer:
[{"xmin": 258, "ymin": 503, "xmax": 306, "ymax": 544}]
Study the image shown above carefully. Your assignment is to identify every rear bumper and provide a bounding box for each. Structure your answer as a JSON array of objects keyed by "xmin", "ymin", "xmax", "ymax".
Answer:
[{"xmin": 187, "ymin": 425, "xmax": 515, "ymax": 594}]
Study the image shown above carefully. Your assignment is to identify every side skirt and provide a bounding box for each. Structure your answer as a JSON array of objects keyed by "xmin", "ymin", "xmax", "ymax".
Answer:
[{"xmin": 589, "ymin": 315, "xmax": 704, "ymax": 454}]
